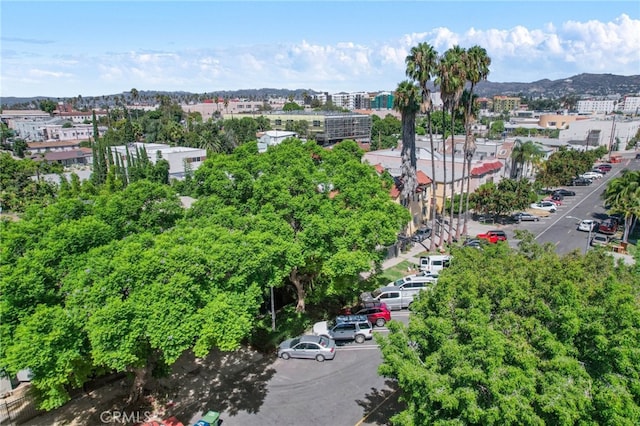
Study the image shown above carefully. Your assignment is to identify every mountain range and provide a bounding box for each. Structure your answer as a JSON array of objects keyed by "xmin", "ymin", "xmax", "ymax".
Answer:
[{"xmin": 1, "ymin": 73, "xmax": 639, "ymax": 108}]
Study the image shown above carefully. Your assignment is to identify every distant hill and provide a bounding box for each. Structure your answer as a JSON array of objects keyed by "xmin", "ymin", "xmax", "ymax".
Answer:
[
  {"xmin": 473, "ymin": 73, "xmax": 640, "ymax": 98},
  {"xmin": 2, "ymin": 74, "xmax": 639, "ymax": 108}
]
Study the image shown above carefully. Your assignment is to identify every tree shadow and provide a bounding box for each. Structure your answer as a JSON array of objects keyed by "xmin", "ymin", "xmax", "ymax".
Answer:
[
  {"xmin": 24, "ymin": 347, "xmax": 276, "ymax": 426},
  {"xmin": 159, "ymin": 347, "xmax": 276, "ymax": 421},
  {"xmin": 355, "ymin": 380, "xmax": 406, "ymax": 425}
]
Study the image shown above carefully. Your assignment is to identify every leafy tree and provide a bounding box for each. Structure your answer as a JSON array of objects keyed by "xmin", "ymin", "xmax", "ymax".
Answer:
[
  {"xmin": 38, "ymin": 99, "xmax": 56, "ymax": 114},
  {"xmin": 371, "ymin": 114, "xmax": 401, "ymax": 150},
  {"xmin": 469, "ymin": 178, "xmax": 536, "ymax": 217},
  {"xmin": 193, "ymin": 139, "xmax": 410, "ymax": 311},
  {"xmin": 283, "ymin": 102, "xmax": 304, "ymax": 111},
  {"xmin": 12, "ymin": 138, "xmax": 28, "ymax": 158},
  {"xmin": 378, "ymin": 236, "xmax": 640, "ymax": 425}
]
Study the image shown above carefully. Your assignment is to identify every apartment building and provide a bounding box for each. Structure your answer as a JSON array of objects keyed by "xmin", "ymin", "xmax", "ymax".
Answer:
[
  {"xmin": 493, "ymin": 96, "xmax": 520, "ymax": 113},
  {"xmin": 577, "ymin": 99, "xmax": 616, "ymax": 114}
]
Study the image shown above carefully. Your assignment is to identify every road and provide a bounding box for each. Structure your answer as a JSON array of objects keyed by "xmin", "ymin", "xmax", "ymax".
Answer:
[{"xmin": 216, "ymin": 310, "xmax": 411, "ymax": 426}]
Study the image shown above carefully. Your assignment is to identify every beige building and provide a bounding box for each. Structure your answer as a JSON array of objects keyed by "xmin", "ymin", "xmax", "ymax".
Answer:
[
  {"xmin": 493, "ymin": 96, "xmax": 520, "ymax": 113},
  {"xmin": 363, "ymin": 148, "xmax": 504, "ymax": 220}
]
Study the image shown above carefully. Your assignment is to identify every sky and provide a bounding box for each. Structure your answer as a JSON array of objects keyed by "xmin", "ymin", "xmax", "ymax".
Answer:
[{"xmin": 1, "ymin": 1, "xmax": 639, "ymax": 99}]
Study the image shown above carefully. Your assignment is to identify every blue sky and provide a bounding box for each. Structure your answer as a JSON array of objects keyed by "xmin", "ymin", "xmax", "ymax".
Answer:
[{"xmin": 1, "ymin": 1, "xmax": 639, "ymax": 98}]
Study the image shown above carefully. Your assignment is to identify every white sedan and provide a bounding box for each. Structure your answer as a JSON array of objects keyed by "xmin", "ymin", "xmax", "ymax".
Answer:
[
  {"xmin": 578, "ymin": 219, "xmax": 598, "ymax": 232},
  {"xmin": 530, "ymin": 201, "xmax": 557, "ymax": 212},
  {"xmin": 580, "ymin": 171, "xmax": 603, "ymax": 180}
]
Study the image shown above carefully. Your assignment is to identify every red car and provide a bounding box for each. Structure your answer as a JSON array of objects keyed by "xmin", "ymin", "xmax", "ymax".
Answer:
[
  {"xmin": 598, "ymin": 219, "xmax": 618, "ymax": 235},
  {"xmin": 476, "ymin": 230, "xmax": 507, "ymax": 244},
  {"xmin": 354, "ymin": 304, "xmax": 391, "ymax": 327}
]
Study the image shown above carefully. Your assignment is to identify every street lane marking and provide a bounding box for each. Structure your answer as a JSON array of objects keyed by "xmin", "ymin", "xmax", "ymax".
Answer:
[
  {"xmin": 355, "ymin": 388, "xmax": 399, "ymax": 426},
  {"xmin": 535, "ymin": 168, "xmax": 623, "ymax": 240}
]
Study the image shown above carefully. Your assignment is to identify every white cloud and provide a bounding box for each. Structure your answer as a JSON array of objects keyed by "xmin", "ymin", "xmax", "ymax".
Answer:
[
  {"xmin": 2, "ymin": 14, "xmax": 638, "ymax": 97},
  {"xmin": 28, "ymin": 69, "xmax": 72, "ymax": 78}
]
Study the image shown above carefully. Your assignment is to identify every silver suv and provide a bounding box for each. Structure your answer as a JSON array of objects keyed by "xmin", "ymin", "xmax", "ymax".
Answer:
[{"xmin": 312, "ymin": 315, "xmax": 373, "ymax": 343}]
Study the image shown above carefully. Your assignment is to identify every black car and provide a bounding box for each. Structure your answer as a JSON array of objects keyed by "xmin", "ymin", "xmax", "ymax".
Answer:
[
  {"xmin": 412, "ymin": 227, "xmax": 432, "ymax": 242},
  {"xmin": 635, "ymin": 153, "xmax": 640, "ymax": 160},
  {"xmin": 512, "ymin": 212, "xmax": 540, "ymax": 222},
  {"xmin": 551, "ymin": 193, "xmax": 563, "ymax": 201},
  {"xmin": 553, "ymin": 189, "xmax": 576, "ymax": 196},
  {"xmin": 571, "ymin": 178, "xmax": 592, "ymax": 186}
]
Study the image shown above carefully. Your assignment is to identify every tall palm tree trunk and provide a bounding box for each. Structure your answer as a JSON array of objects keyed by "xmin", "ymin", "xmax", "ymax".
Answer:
[
  {"xmin": 458, "ymin": 133, "xmax": 469, "ymax": 236},
  {"xmin": 449, "ymin": 112, "xmax": 456, "ymax": 243},
  {"xmin": 439, "ymin": 109, "xmax": 447, "ymax": 248},
  {"xmin": 427, "ymin": 111, "xmax": 438, "ymax": 252}
]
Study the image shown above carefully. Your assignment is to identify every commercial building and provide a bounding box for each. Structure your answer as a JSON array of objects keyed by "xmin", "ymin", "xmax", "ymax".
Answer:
[{"xmin": 264, "ymin": 111, "xmax": 371, "ymax": 145}]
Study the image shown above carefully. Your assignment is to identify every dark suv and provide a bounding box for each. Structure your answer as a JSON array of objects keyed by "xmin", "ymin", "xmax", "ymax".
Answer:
[{"xmin": 312, "ymin": 315, "xmax": 373, "ymax": 343}]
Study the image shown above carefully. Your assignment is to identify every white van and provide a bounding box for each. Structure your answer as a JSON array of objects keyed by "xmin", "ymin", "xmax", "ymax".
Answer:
[{"xmin": 418, "ymin": 255, "xmax": 451, "ymax": 273}]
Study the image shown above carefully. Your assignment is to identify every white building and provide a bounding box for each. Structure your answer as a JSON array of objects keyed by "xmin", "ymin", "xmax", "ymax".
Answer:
[
  {"xmin": 42, "ymin": 123, "xmax": 106, "ymax": 142},
  {"xmin": 559, "ymin": 116, "xmax": 640, "ymax": 149},
  {"xmin": 112, "ymin": 142, "xmax": 207, "ymax": 179},
  {"xmin": 257, "ymin": 130, "xmax": 297, "ymax": 153},
  {"xmin": 620, "ymin": 96, "xmax": 640, "ymax": 114},
  {"xmin": 577, "ymin": 99, "xmax": 616, "ymax": 114}
]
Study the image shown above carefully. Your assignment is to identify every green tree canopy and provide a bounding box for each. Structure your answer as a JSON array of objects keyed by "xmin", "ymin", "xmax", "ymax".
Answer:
[{"xmin": 378, "ymin": 234, "xmax": 640, "ymax": 425}]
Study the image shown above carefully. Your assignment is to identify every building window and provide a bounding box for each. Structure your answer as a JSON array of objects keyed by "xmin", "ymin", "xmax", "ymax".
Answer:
[
  {"xmin": 275, "ymin": 119, "xmax": 282, "ymax": 126},
  {"xmin": 313, "ymin": 120, "xmax": 321, "ymax": 127}
]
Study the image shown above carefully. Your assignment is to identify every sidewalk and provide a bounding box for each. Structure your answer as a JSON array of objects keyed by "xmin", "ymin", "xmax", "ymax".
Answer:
[{"xmin": 382, "ymin": 219, "xmax": 499, "ymax": 270}]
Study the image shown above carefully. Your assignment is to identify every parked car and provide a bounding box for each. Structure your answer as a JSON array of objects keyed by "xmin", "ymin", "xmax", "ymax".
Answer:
[
  {"xmin": 476, "ymin": 230, "xmax": 507, "ymax": 243},
  {"xmin": 553, "ymin": 189, "xmax": 576, "ymax": 196},
  {"xmin": 390, "ymin": 274, "xmax": 438, "ymax": 288},
  {"xmin": 578, "ymin": 219, "xmax": 598, "ymax": 232},
  {"xmin": 530, "ymin": 201, "xmax": 557, "ymax": 212},
  {"xmin": 512, "ymin": 212, "xmax": 540, "ymax": 222},
  {"xmin": 591, "ymin": 234, "xmax": 609, "ymax": 247},
  {"xmin": 595, "ymin": 164, "xmax": 612, "ymax": 172},
  {"xmin": 411, "ymin": 226, "xmax": 432, "ymax": 242},
  {"xmin": 544, "ymin": 196, "xmax": 562, "ymax": 206},
  {"xmin": 635, "ymin": 153, "xmax": 640, "ymax": 160},
  {"xmin": 361, "ymin": 286, "xmax": 415, "ymax": 310},
  {"xmin": 598, "ymin": 219, "xmax": 618, "ymax": 235},
  {"xmin": 462, "ymin": 238, "xmax": 484, "ymax": 249},
  {"xmin": 278, "ymin": 334, "xmax": 336, "ymax": 362},
  {"xmin": 571, "ymin": 177, "xmax": 592, "ymax": 186},
  {"xmin": 354, "ymin": 304, "xmax": 391, "ymax": 327},
  {"xmin": 580, "ymin": 171, "xmax": 603, "ymax": 180},
  {"xmin": 313, "ymin": 315, "xmax": 373, "ymax": 343}
]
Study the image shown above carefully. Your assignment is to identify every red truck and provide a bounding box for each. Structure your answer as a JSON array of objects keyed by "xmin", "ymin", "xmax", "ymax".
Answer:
[{"xmin": 476, "ymin": 230, "xmax": 507, "ymax": 244}]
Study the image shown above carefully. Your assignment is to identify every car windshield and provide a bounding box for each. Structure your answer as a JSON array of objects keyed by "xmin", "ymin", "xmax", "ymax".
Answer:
[
  {"xmin": 290, "ymin": 338, "xmax": 300, "ymax": 347},
  {"xmin": 371, "ymin": 289, "xmax": 383, "ymax": 298},
  {"xmin": 393, "ymin": 278, "xmax": 405, "ymax": 286}
]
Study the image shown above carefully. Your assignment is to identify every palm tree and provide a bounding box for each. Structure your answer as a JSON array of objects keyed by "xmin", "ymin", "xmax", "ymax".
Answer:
[
  {"xmin": 603, "ymin": 170, "xmax": 640, "ymax": 243},
  {"xmin": 130, "ymin": 88, "xmax": 139, "ymax": 105},
  {"xmin": 461, "ymin": 46, "xmax": 491, "ymax": 235},
  {"xmin": 393, "ymin": 81, "xmax": 421, "ymax": 203},
  {"xmin": 512, "ymin": 140, "xmax": 544, "ymax": 179},
  {"xmin": 437, "ymin": 45, "xmax": 467, "ymax": 242},
  {"xmin": 458, "ymin": 90, "xmax": 479, "ymax": 235},
  {"xmin": 406, "ymin": 42, "xmax": 440, "ymax": 251}
]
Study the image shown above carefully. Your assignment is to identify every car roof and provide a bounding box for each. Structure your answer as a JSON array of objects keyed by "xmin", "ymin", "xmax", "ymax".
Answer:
[
  {"xmin": 299, "ymin": 335, "xmax": 324, "ymax": 343},
  {"xmin": 335, "ymin": 314, "xmax": 369, "ymax": 323}
]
